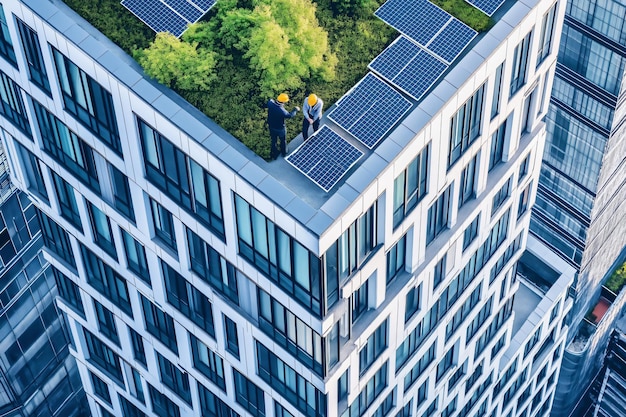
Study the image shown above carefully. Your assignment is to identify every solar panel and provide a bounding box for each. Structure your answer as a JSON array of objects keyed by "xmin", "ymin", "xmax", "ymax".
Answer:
[
  {"xmin": 369, "ymin": 37, "xmax": 448, "ymax": 101},
  {"xmin": 375, "ymin": 0, "xmax": 452, "ymax": 46},
  {"xmin": 286, "ymin": 126, "xmax": 363, "ymax": 192},
  {"xmin": 427, "ymin": 18, "xmax": 477, "ymax": 63},
  {"xmin": 122, "ymin": 0, "xmax": 189, "ymax": 36},
  {"xmin": 327, "ymin": 73, "xmax": 412, "ymax": 149},
  {"xmin": 465, "ymin": 0, "xmax": 505, "ymax": 16},
  {"xmin": 162, "ymin": 0, "xmax": 203, "ymax": 22},
  {"xmin": 122, "ymin": 0, "xmax": 216, "ymax": 37}
]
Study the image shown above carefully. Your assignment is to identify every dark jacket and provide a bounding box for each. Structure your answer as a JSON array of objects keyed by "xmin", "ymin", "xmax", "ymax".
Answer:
[{"xmin": 267, "ymin": 99, "xmax": 297, "ymax": 131}]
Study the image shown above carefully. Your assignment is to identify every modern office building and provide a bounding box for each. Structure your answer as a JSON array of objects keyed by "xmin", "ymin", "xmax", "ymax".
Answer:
[
  {"xmin": 0, "ymin": 144, "xmax": 89, "ymax": 416},
  {"xmin": 0, "ymin": 1, "xmax": 570, "ymax": 417}
]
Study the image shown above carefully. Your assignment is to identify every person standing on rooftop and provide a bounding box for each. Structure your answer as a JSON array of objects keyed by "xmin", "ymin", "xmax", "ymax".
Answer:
[
  {"xmin": 267, "ymin": 93, "xmax": 299, "ymax": 160},
  {"xmin": 302, "ymin": 93, "xmax": 323, "ymax": 141}
]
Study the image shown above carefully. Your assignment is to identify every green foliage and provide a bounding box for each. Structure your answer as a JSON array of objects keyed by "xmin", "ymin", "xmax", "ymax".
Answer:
[
  {"xmin": 213, "ymin": 0, "xmax": 338, "ymax": 97},
  {"xmin": 135, "ymin": 33, "xmax": 217, "ymax": 91},
  {"xmin": 605, "ymin": 262, "xmax": 626, "ymax": 294},
  {"xmin": 61, "ymin": 0, "xmax": 154, "ymax": 54},
  {"xmin": 431, "ymin": 0, "xmax": 493, "ymax": 32},
  {"xmin": 329, "ymin": 0, "xmax": 375, "ymax": 17}
]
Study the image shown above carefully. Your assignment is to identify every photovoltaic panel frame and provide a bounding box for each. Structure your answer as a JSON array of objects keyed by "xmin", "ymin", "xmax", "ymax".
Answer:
[
  {"xmin": 121, "ymin": 0, "xmax": 217, "ymax": 37},
  {"xmin": 327, "ymin": 73, "xmax": 412, "ymax": 149},
  {"xmin": 375, "ymin": 0, "xmax": 452, "ymax": 46},
  {"xmin": 465, "ymin": 0, "xmax": 505, "ymax": 16},
  {"xmin": 286, "ymin": 126, "xmax": 363, "ymax": 192},
  {"xmin": 369, "ymin": 36, "xmax": 448, "ymax": 101},
  {"xmin": 427, "ymin": 18, "xmax": 477, "ymax": 64}
]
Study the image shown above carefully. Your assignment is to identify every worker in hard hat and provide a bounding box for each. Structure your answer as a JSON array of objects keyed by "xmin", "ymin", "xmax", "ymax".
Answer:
[
  {"xmin": 302, "ymin": 93, "xmax": 323, "ymax": 141},
  {"xmin": 267, "ymin": 93, "xmax": 299, "ymax": 160}
]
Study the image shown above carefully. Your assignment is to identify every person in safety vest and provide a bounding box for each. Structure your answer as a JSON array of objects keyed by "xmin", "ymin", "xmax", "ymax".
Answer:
[
  {"xmin": 302, "ymin": 93, "xmax": 323, "ymax": 141},
  {"xmin": 267, "ymin": 93, "xmax": 299, "ymax": 159}
]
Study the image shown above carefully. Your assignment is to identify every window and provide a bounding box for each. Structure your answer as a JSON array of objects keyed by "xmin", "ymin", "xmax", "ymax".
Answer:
[
  {"xmin": 258, "ymin": 288, "xmax": 324, "ymax": 376},
  {"xmin": 109, "ymin": 165, "xmax": 135, "ymax": 221},
  {"xmin": 491, "ymin": 177, "xmax": 512, "ymax": 216},
  {"xmin": 338, "ymin": 370, "xmax": 349, "ymax": 402},
  {"xmin": 0, "ymin": 70, "xmax": 31, "ymax": 136},
  {"xmin": 162, "ymin": 260, "xmax": 215, "ymax": 336},
  {"xmin": 393, "ymin": 145, "xmax": 429, "ymax": 226},
  {"xmin": 463, "ymin": 215, "xmax": 480, "ymax": 251},
  {"xmin": 120, "ymin": 395, "xmax": 147, "ymax": 417},
  {"xmin": 521, "ymin": 90, "xmax": 534, "ymax": 133},
  {"xmin": 489, "ymin": 120, "xmax": 507, "ymax": 171},
  {"xmin": 150, "ymin": 199, "xmax": 177, "ymax": 251},
  {"xmin": 32, "ymin": 100, "xmax": 100, "ymax": 192},
  {"xmin": 360, "ymin": 319, "xmax": 388, "ymax": 374},
  {"xmin": 198, "ymin": 382, "xmax": 240, "ymax": 417},
  {"xmin": 52, "ymin": 172, "xmax": 82, "ymax": 230},
  {"xmin": 233, "ymin": 369, "xmax": 265, "ymax": 417},
  {"xmin": 39, "ymin": 212, "xmax": 75, "ymax": 268},
  {"xmin": 404, "ymin": 342, "xmax": 436, "ymax": 391},
  {"xmin": 344, "ymin": 362, "xmax": 387, "ymax": 417},
  {"xmin": 373, "ymin": 389, "xmax": 395, "ymax": 417},
  {"xmin": 94, "ymin": 300, "xmax": 119, "ymax": 346},
  {"xmin": 256, "ymin": 342, "xmax": 327, "ymax": 417},
  {"xmin": 235, "ymin": 194, "xmax": 322, "ymax": 315},
  {"xmin": 224, "ymin": 315, "xmax": 239, "ymax": 358},
  {"xmin": 52, "ymin": 47, "xmax": 121, "ymax": 154},
  {"xmin": 80, "ymin": 245, "xmax": 132, "ymax": 316},
  {"xmin": 148, "ymin": 384, "xmax": 181, "ymax": 417},
  {"xmin": 386, "ymin": 233, "xmax": 407, "ymax": 284},
  {"xmin": 524, "ymin": 327, "xmax": 542, "ymax": 358},
  {"xmin": 436, "ymin": 345, "xmax": 456, "ymax": 382},
  {"xmin": 138, "ymin": 118, "xmax": 224, "ymax": 237},
  {"xmin": 448, "ymin": 361, "xmax": 467, "ymax": 391},
  {"xmin": 140, "ymin": 295, "xmax": 178, "ymax": 354},
  {"xmin": 275, "ymin": 403, "xmax": 296, "ymax": 417},
  {"xmin": 0, "ymin": 5, "xmax": 17, "ymax": 66},
  {"xmin": 325, "ymin": 203, "xmax": 377, "ymax": 305},
  {"xmin": 445, "ymin": 286, "xmax": 481, "ymax": 341},
  {"xmin": 459, "ymin": 153, "xmax": 478, "ymax": 208},
  {"xmin": 186, "ymin": 228, "xmax": 238, "ymax": 304},
  {"xmin": 441, "ymin": 396, "xmax": 456, "ymax": 417},
  {"xmin": 88, "ymin": 202, "xmax": 117, "ymax": 259},
  {"xmin": 16, "ymin": 143, "xmax": 48, "ymax": 201},
  {"xmin": 122, "ymin": 229, "xmax": 150, "ymax": 285},
  {"xmin": 156, "ymin": 351, "xmax": 191, "ymax": 404},
  {"xmin": 130, "ymin": 367, "xmax": 145, "ymax": 403},
  {"xmin": 537, "ymin": 3, "xmax": 557, "ymax": 65},
  {"xmin": 426, "ymin": 184, "xmax": 452, "ymax": 245},
  {"xmin": 510, "ymin": 31, "xmax": 532, "ymax": 96},
  {"xmin": 518, "ymin": 155, "xmax": 530, "ymax": 181},
  {"xmin": 129, "ymin": 328, "xmax": 147, "ymax": 366},
  {"xmin": 491, "ymin": 63, "xmax": 504, "ymax": 118},
  {"xmin": 16, "ymin": 19, "xmax": 50, "ymax": 93},
  {"xmin": 466, "ymin": 297, "xmax": 494, "ymax": 342},
  {"xmin": 405, "ymin": 284, "xmax": 421, "ymax": 323},
  {"xmin": 190, "ymin": 334, "xmax": 226, "ymax": 391},
  {"xmin": 83, "ymin": 328, "xmax": 123, "ymax": 384},
  {"xmin": 433, "ymin": 255, "xmax": 447, "ymax": 288},
  {"xmin": 517, "ymin": 181, "xmax": 532, "ymax": 219},
  {"xmin": 90, "ymin": 371, "xmax": 111, "ymax": 404},
  {"xmin": 53, "ymin": 267, "xmax": 84, "ymax": 314},
  {"xmin": 352, "ymin": 279, "xmax": 369, "ymax": 323},
  {"xmin": 449, "ymin": 84, "xmax": 485, "ymax": 167},
  {"xmin": 475, "ymin": 298, "xmax": 514, "ymax": 356},
  {"xmin": 100, "ymin": 406, "xmax": 115, "ymax": 417}
]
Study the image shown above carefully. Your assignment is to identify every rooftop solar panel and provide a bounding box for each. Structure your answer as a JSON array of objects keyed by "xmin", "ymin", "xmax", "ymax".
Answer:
[
  {"xmin": 122, "ymin": 0, "xmax": 189, "ymax": 36},
  {"xmin": 465, "ymin": 0, "xmax": 505, "ymax": 16},
  {"xmin": 427, "ymin": 18, "xmax": 477, "ymax": 63},
  {"xmin": 368, "ymin": 36, "xmax": 421, "ymax": 80},
  {"xmin": 375, "ymin": 0, "xmax": 452, "ymax": 46},
  {"xmin": 122, "ymin": 0, "xmax": 216, "ymax": 37},
  {"xmin": 286, "ymin": 126, "xmax": 363, "ymax": 192},
  {"xmin": 162, "ymin": 0, "xmax": 203, "ymax": 22},
  {"xmin": 327, "ymin": 73, "xmax": 412, "ymax": 149}
]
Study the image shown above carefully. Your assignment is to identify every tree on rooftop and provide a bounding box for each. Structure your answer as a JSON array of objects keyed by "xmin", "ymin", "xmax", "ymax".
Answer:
[
  {"xmin": 135, "ymin": 32, "xmax": 217, "ymax": 91},
  {"xmin": 214, "ymin": 0, "xmax": 338, "ymax": 96}
]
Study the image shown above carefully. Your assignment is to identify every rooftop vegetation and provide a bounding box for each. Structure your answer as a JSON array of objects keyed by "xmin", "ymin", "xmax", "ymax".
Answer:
[
  {"xmin": 605, "ymin": 261, "xmax": 626, "ymax": 294},
  {"xmin": 62, "ymin": 0, "xmax": 490, "ymax": 160}
]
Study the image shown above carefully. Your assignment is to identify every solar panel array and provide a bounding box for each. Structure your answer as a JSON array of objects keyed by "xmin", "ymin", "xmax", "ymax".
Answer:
[
  {"xmin": 327, "ymin": 73, "xmax": 412, "ymax": 149},
  {"xmin": 286, "ymin": 126, "xmax": 363, "ymax": 192},
  {"xmin": 465, "ymin": 0, "xmax": 505, "ymax": 16},
  {"xmin": 369, "ymin": 36, "xmax": 448, "ymax": 100},
  {"xmin": 375, "ymin": 0, "xmax": 451, "ymax": 46},
  {"xmin": 427, "ymin": 18, "xmax": 477, "ymax": 64},
  {"xmin": 121, "ymin": 0, "xmax": 216, "ymax": 37}
]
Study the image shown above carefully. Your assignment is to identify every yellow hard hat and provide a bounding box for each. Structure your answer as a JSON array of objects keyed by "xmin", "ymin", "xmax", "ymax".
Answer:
[
  {"xmin": 277, "ymin": 93, "xmax": 289, "ymax": 103},
  {"xmin": 308, "ymin": 94, "xmax": 318, "ymax": 106}
]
